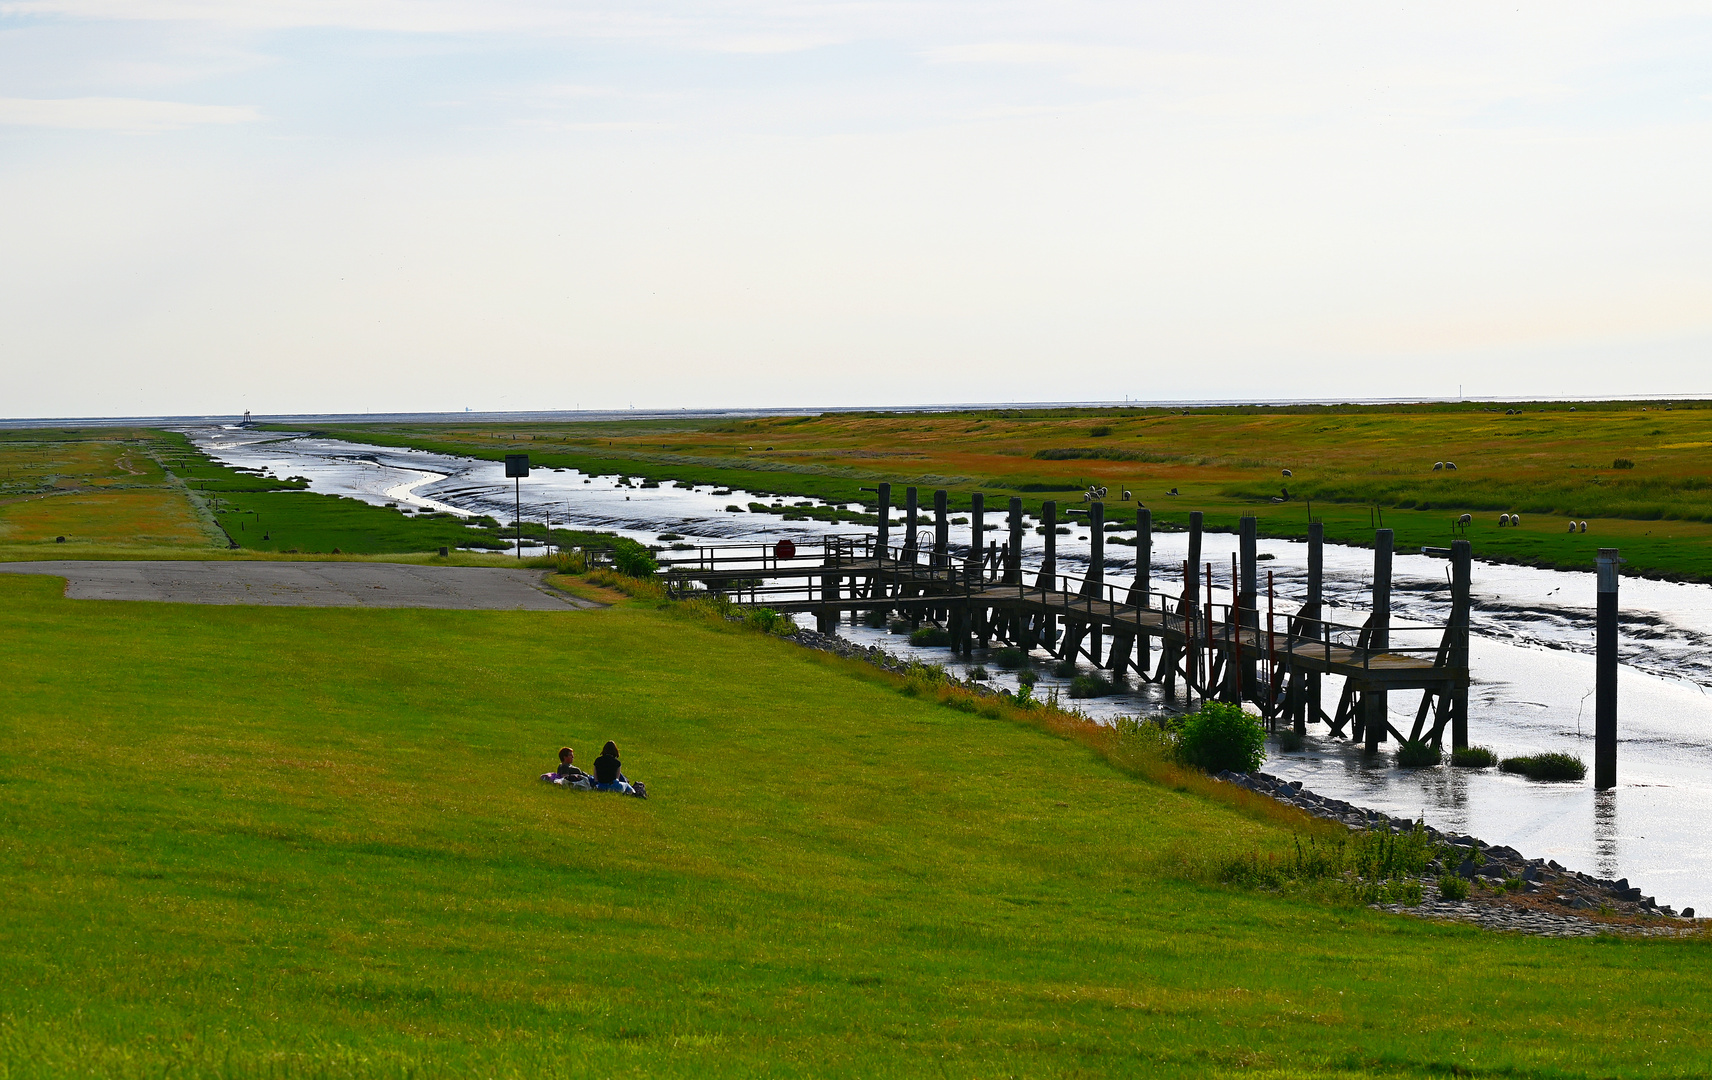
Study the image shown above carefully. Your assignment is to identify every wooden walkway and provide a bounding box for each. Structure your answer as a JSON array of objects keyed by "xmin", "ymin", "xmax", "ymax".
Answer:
[{"xmin": 661, "ymin": 509, "xmax": 1473, "ymax": 753}]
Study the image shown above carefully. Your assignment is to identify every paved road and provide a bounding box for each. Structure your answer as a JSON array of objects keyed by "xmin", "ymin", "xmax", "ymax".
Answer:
[{"xmin": 0, "ymin": 561, "xmax": 596, "ymax": 610}]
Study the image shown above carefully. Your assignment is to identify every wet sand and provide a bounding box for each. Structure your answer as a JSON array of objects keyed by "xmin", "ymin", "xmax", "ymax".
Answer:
[{"xmin": 0, "ymin": 561, "xmax": 595, "ymax": 611}]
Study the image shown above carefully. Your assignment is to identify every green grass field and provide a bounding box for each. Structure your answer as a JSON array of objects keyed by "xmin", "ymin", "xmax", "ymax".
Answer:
[
  {"xmin": 5, "ymin": 573, "xmax": 1712, "ymax": 1077},
  {"xmin": 299, "ymin": 401, "xmax": 1712, "ymax": 579}
]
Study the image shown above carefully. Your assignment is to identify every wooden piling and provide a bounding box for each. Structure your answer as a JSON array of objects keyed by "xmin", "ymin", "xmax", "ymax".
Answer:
[
  {"xmin": 969, "ymin": 493, "xmax": 985, "ymax": 573},
  {"xmin": 1596, "ymin": 547, "xmax": 1620, "ymax": 789},
  {"xmin": 933, "ymin": 489, "xmax": 949, "ymax": 569},
  {"xmin": 1450, "ymin": 538, "xmax": 1471, "ymax": 750},
  {"xmin": 1303, "ymin": 521, "xmax": 1324, "ymax": 736},
  {"xmin": 876, "ymin": 482, "xmax": 891, "ymax": 555},
  {"xmin": 903, "ymin": 486, "xmax": 919, "ymax": 560},
  {"xmin": 1006, "ymin": 497, "xmax": 1024, "ymax": 584},
  {"xmin": 1365, "ymin": 528, "xmax": 1393, "ymax": 752},
  {"xmin": 1239, "ymin": 516, "xmax": 1258, "ymax": 690},
  {"xmin": 1035, "ymin": 500, "xmax": 1058, "ymax": 648}
]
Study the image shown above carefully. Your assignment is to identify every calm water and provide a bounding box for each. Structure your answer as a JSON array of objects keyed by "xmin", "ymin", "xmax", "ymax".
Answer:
[{"xmin": 193, "ymin": 425, "xmax": 1712, "ymax": 908}]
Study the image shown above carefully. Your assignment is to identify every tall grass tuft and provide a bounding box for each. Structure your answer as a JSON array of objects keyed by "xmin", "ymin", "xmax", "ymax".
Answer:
[
  {"xmin": 1500, "ymin": 752, "xmax": 1587, "ymax": 781},
  {"xmin": 909, "ymin": 626, "xmax": 951, "ymax": 647},
  {"xmin": 1068, "ymin": 673, "xmax": 1112, "ymax": 698},
  {"xmin": 1450, "ymin": 745, "xmax": 1497, "ymax": 768},
  {"xmin": 1393, "ymin": 739, "xmax": 1442, "ymax": 768}
]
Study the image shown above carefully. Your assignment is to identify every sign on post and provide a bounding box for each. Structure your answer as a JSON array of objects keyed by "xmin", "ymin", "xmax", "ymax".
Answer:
[{"xmin": 506, "ymin": 455, "xmax": 530, "ymax": 559}]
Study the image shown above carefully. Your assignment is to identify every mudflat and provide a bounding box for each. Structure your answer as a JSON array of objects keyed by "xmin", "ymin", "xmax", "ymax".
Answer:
[{"xmin": 0, "ymin": 560, "xmax": 594, "ymax": 610}]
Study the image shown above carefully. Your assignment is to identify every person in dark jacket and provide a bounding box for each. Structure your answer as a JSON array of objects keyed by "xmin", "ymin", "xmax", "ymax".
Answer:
[
  {"xmin": 593, "ymin": 741, "xmax": 646, "ymax": 797},
  {"xmin": 541, "ymin": 746, "xmax": 592, "ymax": 787}
]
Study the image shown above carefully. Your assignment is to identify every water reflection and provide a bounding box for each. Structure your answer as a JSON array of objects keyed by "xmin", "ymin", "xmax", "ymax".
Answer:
[{"xmin": 1594, "ymin": 789, "xmax": 1620, "ymax": 880}]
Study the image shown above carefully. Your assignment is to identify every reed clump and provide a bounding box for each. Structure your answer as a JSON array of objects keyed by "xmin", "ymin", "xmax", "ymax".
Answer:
[
  {"xmin": 1450, "ymin": 745, "xmax": 1498, "ymax": 768},
  {"xmin": 1500, "ymin": 752, "xmax": 1587, "ymax": 781},
  {"xmin": 1393, "ymin": 739, "xmax": 1442, "ymax": 768}
]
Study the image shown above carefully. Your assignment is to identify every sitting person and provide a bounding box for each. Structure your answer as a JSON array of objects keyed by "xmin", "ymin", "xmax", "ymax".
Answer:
[
  {"xmin": 540, "ymin": 746, "xmax": 592, "ymax": 788},
  {"xmin": 592, "ymin": 740, "xmax": 647, "ymax": 798}
]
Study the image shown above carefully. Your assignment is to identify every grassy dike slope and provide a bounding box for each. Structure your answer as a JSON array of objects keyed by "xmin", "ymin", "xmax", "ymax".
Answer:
[{"xmin": 3, "ymin": 575, "xmax": 1711, "ymax": 1077}]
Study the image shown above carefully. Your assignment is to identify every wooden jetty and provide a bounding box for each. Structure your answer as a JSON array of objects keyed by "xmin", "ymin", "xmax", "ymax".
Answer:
[{"xmin": 660, "ymin": 486, "xmax": 1473, "ymax": 752}]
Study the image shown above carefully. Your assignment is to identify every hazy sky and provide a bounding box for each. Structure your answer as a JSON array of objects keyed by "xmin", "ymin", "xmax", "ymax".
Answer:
[{"xmin": 3, "ymin": 2, "xmax": 1710, "ymax": 418}]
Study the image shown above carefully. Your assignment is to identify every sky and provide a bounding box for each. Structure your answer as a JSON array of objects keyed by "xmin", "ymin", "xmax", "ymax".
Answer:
[{"xmin": 2, "ymin": 1, "xmax": 1711, "ymax": 418}]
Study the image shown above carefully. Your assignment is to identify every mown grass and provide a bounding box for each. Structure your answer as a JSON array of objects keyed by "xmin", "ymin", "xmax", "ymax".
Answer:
[
  {"xmin": 5, "ymin": 573, "xmax": 1712, "ymax": 1076},
  {"xmin": 301, "ymin": 401, "xmax": 1712, "ymax": 579}
]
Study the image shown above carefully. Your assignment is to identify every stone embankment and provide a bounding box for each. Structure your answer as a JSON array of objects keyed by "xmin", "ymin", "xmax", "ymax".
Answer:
[
  {"xmin": 787, "ymin": 625, "xmax": 1703, "ymax": 938},
  {"xmin": 1220, "ymin": 771, "xmax": 1700, "ymax": 937}
]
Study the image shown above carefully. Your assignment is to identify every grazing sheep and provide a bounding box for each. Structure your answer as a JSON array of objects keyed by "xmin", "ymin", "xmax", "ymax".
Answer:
[
  {"xmin": 1121, "ymin": 489, "xmax": 1132, "ymax": 501},
  {"xmin": 1568, "ymin": 521, "xmax": 1578, "ymax": 533},
  {"xmin": 1580, "ymin": 521, "xmax": 1589, "ymax": 532},
  {"xmin": 1499, "ymin": 514, "xmax": 1511, "ymax": 526},
  {"xmin": 1458, "ymin": 513, "xmax": 1473, "ymax": 524},
  {"xmin": 1512, "ymin": 514, "xmax": 1522, "ymax": 526},
  {"xmin": 1433, "ymin": 462, "xmax": 1444, "ymax": 470},
  {"xmin": 1445, "ymin": 462, "xmax": 1458, "ymax": 470},
  {"xmin": 1282, "ymin": 468, "xmax": 1293, "ymax": 478},
  {"xmin": 1167, "ymin": 488, "xmax": 1180, "ymax": 496}
]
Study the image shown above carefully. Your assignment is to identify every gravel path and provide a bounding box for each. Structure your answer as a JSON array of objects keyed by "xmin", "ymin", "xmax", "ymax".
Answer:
[{"xmin": 0, "ymin": 560, "xmax": 595, "ymax": 611}]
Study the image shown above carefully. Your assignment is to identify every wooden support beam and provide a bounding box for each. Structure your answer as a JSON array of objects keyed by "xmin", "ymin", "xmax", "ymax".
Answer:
[{"xmin": 1364, "ymin": 528, "xmax": 1393, "ymax": 752}]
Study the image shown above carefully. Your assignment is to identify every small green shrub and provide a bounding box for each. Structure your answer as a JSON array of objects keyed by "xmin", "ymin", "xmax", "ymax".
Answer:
[
  {"xmin": 1089, "ymin": 424, "xmax": 1112, "ymax": 437},
  {"xmin": 1052, "ymin": 657, "xmax": 1078, "ymax": 678},
  {"xmin": 1394, "ymin": 740, "xmax": 1442, "ymax": 768},
  {"xmin": 910, "ymin": 626, "xmax": 951, "ymax": 647},
  {"xmin": 1275, "ymin": 729, "xmax": 1305, "ymax": 752},
  {"xmin": 1177, "ymin": 702, "xmax": 1266, "ymax": 774},
  {"xmin": 610, "ymin": 537, "xmax": 658, "ymax": 577},
  {"xmin": 888, "ymin": 619, "xmax": 911, "ymax": 635},
  {"xmin": 968, "ymin": 665, "xmax": 990, "ymax": 680},
  {"xmin": 1500, "ymin": 752, "xmax": 1587, "ymax": 781},
  {"xmin": 1450, "ymin": 745, "xmax": 1497, "ymax": 768},
  {"xmin": 1016, "ymin": 669, "xmax": 1039, "ymax": 688},
  {"xmin": 1613, "ymin": 458, "xmax": 1635, "ymax": 469},
  {"xmin": 1067, "ymin": 674, "xmax": 1112, "ymax": 698},
  {"xmin": 1438, "ymin": 875, "xmax": 1470, "ymax": 901},
  {"xmin": 862, "ymin": 609, "xmax": 889, "ymax": 628},
  {"xmin": 992, "ymin": 647, "xmax": 1030, "ymax": 670}
]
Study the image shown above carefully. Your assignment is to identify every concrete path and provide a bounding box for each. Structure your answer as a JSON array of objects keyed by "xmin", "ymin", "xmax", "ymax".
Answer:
[{"xmin": 0, "ymin": 561, "xmax": 597, "ymax": 610}]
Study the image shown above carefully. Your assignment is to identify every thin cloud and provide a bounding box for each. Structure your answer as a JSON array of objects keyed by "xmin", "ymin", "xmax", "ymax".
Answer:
[{"xmin": 0, "ymin": 96, "xmax": 258, "ymax": 131}]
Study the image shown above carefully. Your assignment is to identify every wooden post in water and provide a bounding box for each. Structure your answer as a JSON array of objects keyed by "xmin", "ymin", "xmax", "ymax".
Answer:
[
  {"xmin": 876, "ymin": 482, "xmax": 891, "ymax": 556},
  {"xmin": 1303, "ymin": 521, "xmax": 1324, "ymax": 736},
  {"xmin": 1239, "ymin": 516, "xmax": 1259, "ymax": 695},
  {"xmin": 1035, "ymin": 500, "xmax": 1058, "ymax": 649},
  {"xmin": 969, "ymin": 492, "xmax": 988, "ymax": 647},
  {"xmin": 1136, "ymin": 508, "xmax": 1152, "ymax": 673},
  {"xmin": 933, "ymin": 489, "xmax": 949, "ymax": 570},
  {"xmin": 1365, "ymin": 528, "xmax": 1393, "ymax": 752},
  {"xmin": 903, "ymin": 487, "xmax": 919, "ymax": 561},
  {"xmin": 969, "ymin": 493, "xmax": 985, "ymax": 573},
  {"xmin": 904, "ymin": 486, "xmax": 921, "ymax": 628},
  {"xmin": 1006, "ymin": 497, "xmax": 1024, "ymax": 584},
  {"xmin": 1596, "ymin": 547, "xmax": 1620, "ymax": 789},
  {"xmin": 1450, "ymin": 539, "xmax": 1472, "ymax": 750}
]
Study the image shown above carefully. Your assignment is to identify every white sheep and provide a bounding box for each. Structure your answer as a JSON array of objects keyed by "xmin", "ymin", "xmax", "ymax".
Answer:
[
  {"xmin": 1445, "ymin": 462, "xmax": 1458, "ymax": 470},
  {"xmin": 1282, "ymin": 469, "xmax": 1293, "ymax": 478},
  {"xmin": 1433, "ymin": 462, "xmax": 1444, "ymax": 470},
  {"xmin": 1458, "ymin": 513, "xmax": 1472, "ymax": 524},
  {"xmin": 1580, "ymin": 521, "xmax": 1589, "ymax": 532},
  {"xmin": 1499, "ymin": 514, "xmax": 1511, "ymax": 526},
  {"xmin": 1567, "ymin": 521, "xmax": 1578, "ymax": 533},
  {"xmin": 1121, "ymin": 489, "xmax": 1132, "ymax": 501}
]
